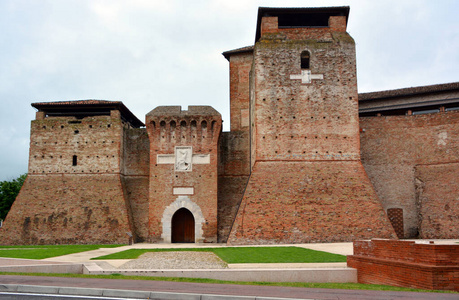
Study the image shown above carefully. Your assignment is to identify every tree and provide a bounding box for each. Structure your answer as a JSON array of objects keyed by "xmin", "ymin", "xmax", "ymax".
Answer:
[{"xmin": 0, "ymin": 174, "xmax": 27, "ymax": 220}]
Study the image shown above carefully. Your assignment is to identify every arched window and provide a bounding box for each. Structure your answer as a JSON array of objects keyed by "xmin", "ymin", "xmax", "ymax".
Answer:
[
  {"xmin": 190, "ymin": 120, "xmax": 197, "ymax": 139},
  {"xmin": 301, "ymin": 51, "xmax": 310, "ymax": 69},
  {"xmin": 180, "ymin": 121, "xmax": 187, "ymax": 140},
  {"xmin": 201, "ymin": 120, "xmax": 207, "ymax": 139},
  {"xmin": 160, "ymin": 120, "xmax": 166, "ymax": 140},
  {"xmin": 170, "ymin": 120, "xmax": 176, "ymax": 140}
]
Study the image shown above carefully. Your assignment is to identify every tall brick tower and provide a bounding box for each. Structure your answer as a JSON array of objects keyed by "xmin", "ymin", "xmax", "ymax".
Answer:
[
  {"xmin": 146, "ymin": 106, "xmax": 222, "ymax": 243},
  {"xmin": 2, "ymin": 100, "xmax": 145, "ymax": 244},
  {"xmin": 227, "ymin": 7, "xmax": 396, "ymax": 244}
]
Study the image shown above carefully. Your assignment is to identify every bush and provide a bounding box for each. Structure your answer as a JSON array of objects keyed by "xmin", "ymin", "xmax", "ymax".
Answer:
[{"xmin": 0, "ymin": 174, "xmax": 26, "ymax": 220}]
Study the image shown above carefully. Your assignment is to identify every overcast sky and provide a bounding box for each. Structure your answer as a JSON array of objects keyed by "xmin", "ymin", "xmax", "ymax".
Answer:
[{"xmin": 1, "ymin": 0, "xmax": 458, "ymax": 181}]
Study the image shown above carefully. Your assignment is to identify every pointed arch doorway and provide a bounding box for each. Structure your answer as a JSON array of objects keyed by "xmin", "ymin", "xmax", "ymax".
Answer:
[{"xmin": 171, "ymin": 208, "xmax": 195, "ymax": 243}]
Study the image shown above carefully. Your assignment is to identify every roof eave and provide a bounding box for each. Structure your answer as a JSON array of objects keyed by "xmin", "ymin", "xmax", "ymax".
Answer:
[
  {"xmin": 255, "ymin": 6, "xmax": 350, "ymax": 43},
  {"xmin": 31, "ymin": 100, "xmax": 145, "ymax": 128}
]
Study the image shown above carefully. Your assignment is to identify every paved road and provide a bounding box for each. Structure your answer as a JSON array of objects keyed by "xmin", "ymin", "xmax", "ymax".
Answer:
[{"xmin": 1, "ymin": 275, "xmax": 458, "ymax": 300}]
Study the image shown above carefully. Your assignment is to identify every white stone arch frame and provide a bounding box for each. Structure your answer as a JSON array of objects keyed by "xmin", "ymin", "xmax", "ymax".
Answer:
[{"xmin": 161, "ymin": 196, "xmax": 205, "ymax": 243}]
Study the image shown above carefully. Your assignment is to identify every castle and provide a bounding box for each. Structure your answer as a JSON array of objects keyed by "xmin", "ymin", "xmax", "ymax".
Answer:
[{"xmin": 2, "ymin": 7, "xmax": 458, "ymax": 245}]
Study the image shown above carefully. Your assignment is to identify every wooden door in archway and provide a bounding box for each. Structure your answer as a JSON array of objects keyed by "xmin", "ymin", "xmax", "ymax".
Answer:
[{"xmin": 171, "ymin": 208, "xmax": 195, "ymax": 243}]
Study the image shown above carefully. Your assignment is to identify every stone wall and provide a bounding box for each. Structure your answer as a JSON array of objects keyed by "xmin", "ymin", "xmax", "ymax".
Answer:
[
  {"xmin": 360, "ymin": 110, "xmax": 459, "ymax": 238},
  {"xmin": 347, "ymin": 239, "xmax": 459, "ymax": 291}
]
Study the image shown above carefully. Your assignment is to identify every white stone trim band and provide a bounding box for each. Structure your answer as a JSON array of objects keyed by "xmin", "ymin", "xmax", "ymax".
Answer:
[{"xmin": 173, "ymin": 187, "xmax": 194, "ymax": 195}]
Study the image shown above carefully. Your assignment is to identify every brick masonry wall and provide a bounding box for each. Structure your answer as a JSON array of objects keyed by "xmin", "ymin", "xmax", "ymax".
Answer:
[
  {"xmin": 415, "ymin": 163, "xmax": 459, "ymax": 239},
  {"xmin": 146, "ymin": 107, "xmax": 222, "ymax": 243},
  {"xmin": 347, "ymin": 239, "xmax": 459, "ymax": 291},
  {"xmin": 122, "ymin": 128, "xmax": 149, "ymax": 242},
  {"xmin": 360, "ymin": 110, "xmax": 459, "ymax": 238},
  {"xmin": 227, "ymin": 161, "xmax": 396, "ymax": 244},
  {"xmin": 2, "ymin": 174, "xmax": 132, "ymax": 245},
  {"xmin": 219, "ymin": 47, "xmax": 253, "ymax": 243},
  {"xmin": 226, "ymin": 15, "xmax": 396, "ymax": 244},
  {"xmin": 123, "ymin": 128, "xmax": 149, "ymax": 176},
  {"xmin": 229, "ymin": 52, "xmax": 252, "ymax": 132},
  {"xmin": 28, "ymin": 116, "xmax": 123, "ymax": 175},
  {"xmin": 1, "ymin": 114, "xmax": 135, "ymax": 245},
  {"xmin": 252, "ymin": 24, "xmax": 360, "ymax": 163},
  {"xmin": 122, "ymin": 176, "xmax": 149, "ymax": 242},
  {"xmin": 217, "ymin": 176, "xmax": 249, "ymax": 243},
  {"xmin": 219, "ymin": 131, "xmax": 250, "ymax": 177},
  {"xmin": 218, "ymin": 131, "xmax": 250, "ymax": 242}
]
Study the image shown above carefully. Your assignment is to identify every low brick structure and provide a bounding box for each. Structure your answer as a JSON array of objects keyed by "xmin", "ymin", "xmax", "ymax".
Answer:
[{"xmin": 347, "ymin": 239, "xmax": 459, "ymax": 291}]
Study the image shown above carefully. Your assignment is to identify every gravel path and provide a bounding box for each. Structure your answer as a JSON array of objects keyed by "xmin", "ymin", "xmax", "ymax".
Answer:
[{"xmin": 118, "ymin": 251, "xmax": 228, "ymax": 269}]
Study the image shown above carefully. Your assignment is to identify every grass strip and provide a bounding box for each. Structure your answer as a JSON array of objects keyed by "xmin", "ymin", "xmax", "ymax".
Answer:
[
  {"xmin": 92, "ymin": 246, "xmax": 346, "ymax": 263},
  {"xmin": 0, "ymin": 245, "xmax": 123, "ymax": 259},
  {"xmin": 0, "ymin": 272, "xmax": 456, "ymax": 294}
]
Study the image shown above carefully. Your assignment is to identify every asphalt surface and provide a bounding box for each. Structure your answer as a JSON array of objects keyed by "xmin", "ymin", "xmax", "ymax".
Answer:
[{"xmin": 1, "ymin": 275, "xmax": 458, "ymax": 300}]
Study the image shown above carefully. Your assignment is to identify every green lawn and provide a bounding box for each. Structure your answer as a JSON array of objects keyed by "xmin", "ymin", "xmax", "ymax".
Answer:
[
  {"xmin": 0, "ymin": 245, "xmax": 123, "ymax": 259},
  {"xmin": 92, "ymin": 246, "xmax": 347, "ymax": 263}
]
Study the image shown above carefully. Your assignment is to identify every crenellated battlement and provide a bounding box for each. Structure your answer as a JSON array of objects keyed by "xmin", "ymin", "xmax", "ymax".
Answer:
[{"xmin": 146, "ymin": 106, "xmax": 221, "ymax": 148}]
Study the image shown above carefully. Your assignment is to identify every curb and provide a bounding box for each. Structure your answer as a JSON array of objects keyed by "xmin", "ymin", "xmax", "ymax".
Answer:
[{"xmin": 0, "ymin": 284, "xmax": 310, "ymax": 300}]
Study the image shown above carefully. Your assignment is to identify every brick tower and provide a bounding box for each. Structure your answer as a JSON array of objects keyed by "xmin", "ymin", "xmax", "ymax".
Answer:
[
  {"xmin": 146, "ymin": 106, "xmax": 222, "ymax": 243},
  {"xmin": 2, "ymin": 100, "xmax": 145, "ymax": 244},
  {"xmin": 227, "ymin": 7, "xmax": 396, "ymax": 244}
]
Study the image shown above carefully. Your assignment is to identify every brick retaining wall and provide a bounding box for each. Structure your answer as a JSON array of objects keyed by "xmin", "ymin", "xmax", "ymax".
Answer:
[{"xmin": 347, "ymin": 239, "xmax": 459, "ymax": 291}]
